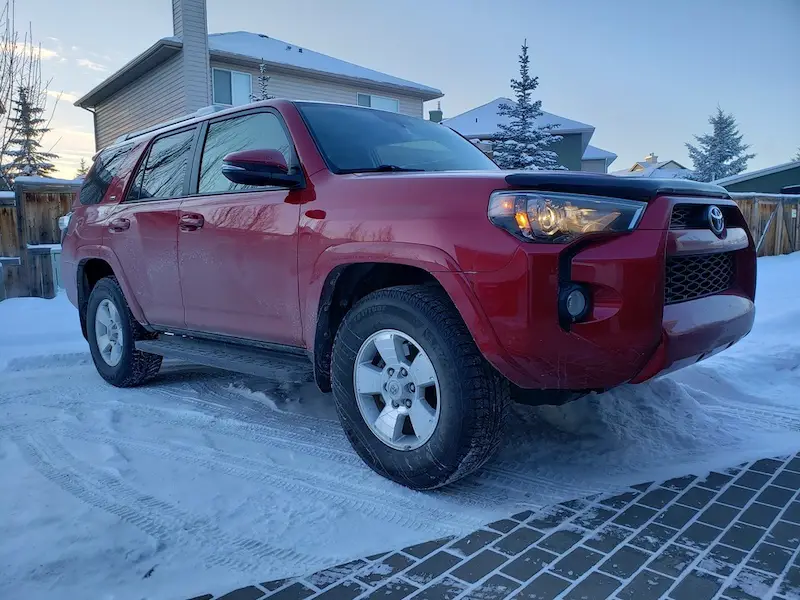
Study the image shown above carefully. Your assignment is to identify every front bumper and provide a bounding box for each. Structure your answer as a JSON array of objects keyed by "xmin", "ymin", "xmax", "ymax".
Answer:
[
  {"xmin": 466, "ymin": 195, "xmax": 756, "ymax": 391},
  {"xmin": 630, "ymin": 293, "xmax": 754, "ymax": 383}
]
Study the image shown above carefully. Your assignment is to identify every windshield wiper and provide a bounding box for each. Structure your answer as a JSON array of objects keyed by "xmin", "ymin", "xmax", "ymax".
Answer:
[{"xmin": 340, "ymin": 164, "xmax": 424, "ymax": 174}]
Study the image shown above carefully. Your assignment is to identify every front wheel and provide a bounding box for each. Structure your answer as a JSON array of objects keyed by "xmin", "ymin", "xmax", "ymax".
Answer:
[
  {"xmin": 331, "ymin": 285, "xmax": 510, "ymax": 490},
  {"xmin": 86, "ymin": 276, "xmax": 162, "ymax": 387}
]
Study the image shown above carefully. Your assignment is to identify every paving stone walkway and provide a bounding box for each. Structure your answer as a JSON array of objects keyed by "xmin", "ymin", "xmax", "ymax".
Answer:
[{"xmin": 190, "ymin": 453, "xmax": 800, "ymax": 600}]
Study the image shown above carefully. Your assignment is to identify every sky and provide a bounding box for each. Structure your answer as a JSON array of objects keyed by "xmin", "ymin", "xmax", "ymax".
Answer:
[{"xmin": 18, "ymin": 0, "xmax": 800, "ymax": 178}]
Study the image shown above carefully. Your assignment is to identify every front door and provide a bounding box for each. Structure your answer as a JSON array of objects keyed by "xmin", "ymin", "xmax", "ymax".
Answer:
[
  {"xmin": 178, "ymin": 109, "xmax": 303, "ymax": 347},
  {"xmin": 105, "ymin": 127, "xmax": 196, "ymax": 327}
]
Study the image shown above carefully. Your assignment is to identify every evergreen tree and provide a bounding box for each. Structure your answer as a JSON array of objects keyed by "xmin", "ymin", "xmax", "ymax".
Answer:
[
  {"xmin": 794, "ymin": 147, "xmax": 800, "ymax": 162},
  {"xmin": 250, "ymin": 61, "xmax": 274, "ymax": 102},
  {"xmin": 685, "ymin": 107, "xmax": 755, "ymax": 182},
  {"xmin": 493, "ymin": 41, "xmax": 563, "ymax": 170},
  {"xmin": 4, "ymin": 86, "xmax": 57, "ymax": 182},
  {"xmin": 75, "ymin": 158, "xmax": 89, "ymax": 178}
]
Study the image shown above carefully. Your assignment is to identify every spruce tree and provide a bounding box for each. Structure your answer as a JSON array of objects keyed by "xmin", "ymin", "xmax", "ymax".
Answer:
[
  {"xmin": 4, "ymin": 86, "xmax": 57, "ymax": 182},
  {"xmin": 493, "ymin": 41, "xmax": 563, "ymax": 171},
  {"xmin": 686, "ymin": 107, "xmax": 754, "ymax": 182},
  {"xmin": 250, "ymin": 61, "xmax": 274, "ymax": 102},
  {"xmin": 75, "ymin": 158, "xmax": 89, "ymax": 178}
]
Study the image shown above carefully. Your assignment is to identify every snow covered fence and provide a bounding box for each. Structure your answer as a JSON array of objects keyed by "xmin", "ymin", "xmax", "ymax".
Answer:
[
  {"xmin": 730, "ymin": 192, "xmax": 800, "ymax": 257},
  {"xmin": 0, "ymin": 177, "xmax": 80, "ymax": 299}
]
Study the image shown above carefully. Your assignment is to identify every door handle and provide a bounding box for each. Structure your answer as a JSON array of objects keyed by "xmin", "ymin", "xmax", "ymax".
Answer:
[
  {"xmin": 180, "ymin": 213, "xmax": 204, "ymax": 232},
  {"xmin": 109, "ymin": 217, "xmax": 130, "ymax": 233}
]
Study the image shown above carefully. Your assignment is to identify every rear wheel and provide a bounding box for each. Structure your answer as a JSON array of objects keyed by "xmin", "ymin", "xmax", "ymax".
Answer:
[
  {"xmin": 86, "ymin": 277, "xmax": 162, "ymax": 387},
  {"xmin": 332, "ymin": 285, "xmax": 510, "ymax": 489}
]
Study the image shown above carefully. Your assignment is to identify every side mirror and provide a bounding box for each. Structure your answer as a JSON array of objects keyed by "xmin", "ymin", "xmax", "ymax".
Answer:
[{"xmin": 221, "ymin": 149, "xmax": 301, "ymax": 188}]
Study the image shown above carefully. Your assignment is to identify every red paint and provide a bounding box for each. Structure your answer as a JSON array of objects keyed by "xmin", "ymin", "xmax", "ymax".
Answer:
[
  {"xmin": 178, "ymin": 189, "xmax": 303, "ymax": 346},
  {"xmin": 61, "ymin": 99, "xmax": 757, "ymax": 394}
]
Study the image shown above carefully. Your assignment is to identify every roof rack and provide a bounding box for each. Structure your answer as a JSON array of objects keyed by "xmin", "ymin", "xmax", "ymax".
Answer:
[{"xmin": 113, "ymin": 105, "xmax": 228, "ymax": 144}]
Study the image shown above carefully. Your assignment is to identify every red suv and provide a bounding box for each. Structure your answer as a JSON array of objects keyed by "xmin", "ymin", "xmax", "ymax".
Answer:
[{"xmin": 62, "ymin": 100, "xmax": 756, "ymax": 489}]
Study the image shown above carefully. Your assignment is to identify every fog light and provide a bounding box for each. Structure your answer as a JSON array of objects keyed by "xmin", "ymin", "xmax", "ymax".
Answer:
[
  {"xmin": 559, "ymin": 284, "xmax": 591, "ymax": 326},
  {"xmin": 566, "ymin": 289, "xmax": 587, "ymax": 317}
]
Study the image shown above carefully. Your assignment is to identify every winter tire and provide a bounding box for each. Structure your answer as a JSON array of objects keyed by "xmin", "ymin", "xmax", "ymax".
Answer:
[
  {"xmin": 86, "ymin": 276, "xmax": 162, "ymax": 387},
  {"xmin": 332, "ymin": 284, "xmax": 510, "ymax": 490}
]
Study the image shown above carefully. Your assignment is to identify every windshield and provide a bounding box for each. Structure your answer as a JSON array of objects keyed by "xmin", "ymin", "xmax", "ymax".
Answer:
[{"xmin": 297, "ymin": 102, "xmax": 499, "ymax": 173}]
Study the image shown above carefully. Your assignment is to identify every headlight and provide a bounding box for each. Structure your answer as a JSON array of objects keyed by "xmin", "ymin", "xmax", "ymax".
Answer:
[{"xmin": 488, "ymin": 191, "xmax": 646, "ymax": 243}]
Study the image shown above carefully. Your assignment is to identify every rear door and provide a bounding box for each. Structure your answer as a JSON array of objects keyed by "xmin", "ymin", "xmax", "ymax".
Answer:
[
  {"xmin": 178, "ymin": 108, "xmax": 303, "ymax": 346},
  {"xmin": 105, "ymin": 127, "xmax": 197, "ymax": 327}
]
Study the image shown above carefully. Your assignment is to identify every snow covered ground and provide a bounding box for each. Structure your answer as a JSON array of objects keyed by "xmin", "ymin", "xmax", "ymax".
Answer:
[{"xmin": 2, "ymin": 253, "xmax": 800, "ymax": 600}]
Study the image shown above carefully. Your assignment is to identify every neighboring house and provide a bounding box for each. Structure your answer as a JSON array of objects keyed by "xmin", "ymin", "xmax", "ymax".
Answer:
[
  {"xmin": 713, "ymin": 160, "xmax": 800, "ymax": 194},
  {"xmin": 441, "ymin": 97, "xmax": 617, "ymax": 172},
  {"xmin": 612, "ymin": 153, "xmax": 692, "ymax": 179},
  {"xmin": 75, "ymin": 0, "xmax": 442, "ymax": 150}
]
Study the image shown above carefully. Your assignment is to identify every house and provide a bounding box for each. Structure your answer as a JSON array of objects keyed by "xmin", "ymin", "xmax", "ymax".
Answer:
[
  {"xmin": 612, "ymin": 153, "xmax": 692, "ymax": 179},
  {"xmin": 75, "ymin": 0, "xmax": 442, "ymax": 150},
  {"xmin": 713, "ymin": 160, "xmax": 800, "ymax": 194},
  {"xmin": 441, "ymin": 97, "xmax": 617, "ymax": 172}
]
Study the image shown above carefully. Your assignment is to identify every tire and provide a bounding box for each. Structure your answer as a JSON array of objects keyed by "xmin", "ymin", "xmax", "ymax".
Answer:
[
  {"xmin": 331, "ymin": 284, "xmax": 510, "ymax": 490},
  {"xmin": 86, "ymin": 276, "xmax": 162, "ymax": 387}
]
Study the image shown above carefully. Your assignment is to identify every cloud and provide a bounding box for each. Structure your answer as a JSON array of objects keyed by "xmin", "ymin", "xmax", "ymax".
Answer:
[
  {"xmin": 76, "ymin": 58, "xmax": 106, "ymax": 72},
  {"xmin": 47, "ymin": 89, "xmax": 79, "ymax": 103},
  {"xmin": 0, "ymin": 41, "xmax": 59, "ymax": 60}
]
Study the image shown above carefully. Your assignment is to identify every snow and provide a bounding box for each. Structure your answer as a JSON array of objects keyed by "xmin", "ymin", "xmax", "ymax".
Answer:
[
  {"xmin": 13, "ymin": 175, "xmax": 82, "ymax": 186},
  {"xmin": 582, "ymin": 145, "xmax": 618, "ymax": 162},
  {"xmin": 26, "ymin": 243, "xmax": 62, "ymax": 251},
  {"xmin": 612, "ymin": 160, "xmax": 693, "ymax": 179},
  {"xmin": 3, "ymin": 254, "xmax": 800, "ymax": 599},
  {"xmin": 204, "ymin": 32, "xmax": 441, "ymax": 98},
  {"xmin": 442, "ymin": 97, "xmax": 594, "ymax": 140}
]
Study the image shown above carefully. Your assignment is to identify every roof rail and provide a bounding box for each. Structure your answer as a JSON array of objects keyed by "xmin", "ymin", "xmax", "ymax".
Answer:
[{"xmin": 113, "ymin": 105, "xmax": 228, "ymax": 144}]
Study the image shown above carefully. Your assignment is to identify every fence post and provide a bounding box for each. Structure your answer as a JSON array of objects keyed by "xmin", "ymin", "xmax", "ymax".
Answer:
[
  {"xmin": 775, "ymin": 200, "xmax": 785, "ymax": 255},
  {"xmin": 749, "ymin": 197, "xmax": 760, "ymax": 241}
]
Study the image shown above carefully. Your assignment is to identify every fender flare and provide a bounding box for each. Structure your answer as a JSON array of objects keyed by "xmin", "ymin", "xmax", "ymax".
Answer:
[
  {"xmin": 74, "ymin": 245, "xmax": 150, "ymax": 327},
  {"xmin": 303, "ymin": 241, "xmax": 526, "ymax": 388}
]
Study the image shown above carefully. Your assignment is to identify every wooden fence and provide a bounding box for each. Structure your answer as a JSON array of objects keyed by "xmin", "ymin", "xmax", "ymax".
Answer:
[
  {"xmin": 0, "ymin": 178, "xmax": 80, "ymax": 300},
  {"xmin": 730, "ymin": 193, "xmax": 800, "ymax": 257}
]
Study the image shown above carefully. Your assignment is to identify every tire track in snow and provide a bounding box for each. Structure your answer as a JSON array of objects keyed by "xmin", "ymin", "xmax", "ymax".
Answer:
[
  {"xmin": 15, "ymin": 433, "xmax": 323, "ymax": 574},
  {"xmin": 52, "ymin": 423, "xmax": 482, "ymax": 535}
]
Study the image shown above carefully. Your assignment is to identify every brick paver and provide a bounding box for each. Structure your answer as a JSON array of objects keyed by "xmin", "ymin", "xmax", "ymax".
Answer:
[{"xmin": 188, "ymin": 452, "xmax": 800, "ymax": 600}]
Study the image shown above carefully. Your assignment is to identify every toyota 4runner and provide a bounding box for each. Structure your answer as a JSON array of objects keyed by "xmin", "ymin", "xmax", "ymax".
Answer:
[{"xmin": 61, "ymin": 100, "xmax": 756, "ymax": 489}]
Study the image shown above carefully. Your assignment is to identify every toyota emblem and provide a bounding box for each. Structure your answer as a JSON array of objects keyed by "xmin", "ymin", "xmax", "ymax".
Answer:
[{"xmin": 707, "ymin": 205, "xmax": 725, "ymax": 237}]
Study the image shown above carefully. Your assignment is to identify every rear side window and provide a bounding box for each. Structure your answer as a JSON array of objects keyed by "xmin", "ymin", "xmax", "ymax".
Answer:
[
  {"xmin": 126, "ymin": 129, "xmax": 195, "ymax": 201},
  {"xmin": 198, "ymin": 112, "xmax": 295, "ymax": 194},
  {"xmin": 79, "ymin": 144, "xmax": 135, "ymax": 205}
]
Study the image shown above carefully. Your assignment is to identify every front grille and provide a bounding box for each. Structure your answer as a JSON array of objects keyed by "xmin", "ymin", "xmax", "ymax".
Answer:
[
  {"xmin": 665, "ymin": 253, "xmax": 735, "ymax": 304},
  {"xmin": 670, "ymin": 204, "xmax": 739, "ymax": 229}
]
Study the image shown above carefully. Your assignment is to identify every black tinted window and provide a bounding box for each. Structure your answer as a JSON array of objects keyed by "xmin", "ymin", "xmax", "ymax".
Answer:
[
  {"xmin": 199, "ymin": 112, "xmax": 294, "ymax": 194},
  {"xmin": 79, "ymin": 144, "xmax": 135, "ymax": 205},
  {"xmin": 128, "ymin": 129, "xmax": 195, "ymax": 201},
  {"xmin": 297, "ymin": 103, "xmax": 498, "ymax": 173}
]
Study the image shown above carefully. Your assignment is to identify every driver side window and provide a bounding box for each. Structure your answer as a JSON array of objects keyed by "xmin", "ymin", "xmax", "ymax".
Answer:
[{"xmin": 198, "ymin": 112, "xmax": 295, "ymax": 194}]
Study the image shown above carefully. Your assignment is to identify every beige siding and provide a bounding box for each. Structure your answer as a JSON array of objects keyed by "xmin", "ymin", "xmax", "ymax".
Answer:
[
  {"xmin": 94, "ymin": 54, "xmax": 185, "ymax": 149},
  {"xmin": 211, "ymin": 59, "xmax": 424, "ymax": 118},
  {"xmin": 177, "ymin": 0, "xmax": 211, "ymax": 110},
  {"xmin": 581, "ymin": 159, "xmax": 608, "ymax": 173}
]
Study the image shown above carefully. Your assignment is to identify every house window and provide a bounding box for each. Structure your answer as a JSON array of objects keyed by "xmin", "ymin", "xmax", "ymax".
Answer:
[
  {"xmin": 356, "ymin": 93, "xmax": 399, "ymax": 113},
  {"xmin": 212, "ymin": 68, "xmax": 252, "ymax": 106}
]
